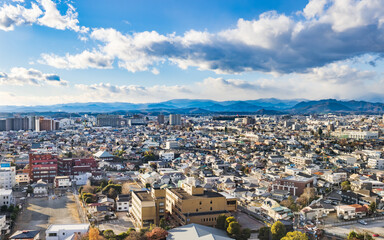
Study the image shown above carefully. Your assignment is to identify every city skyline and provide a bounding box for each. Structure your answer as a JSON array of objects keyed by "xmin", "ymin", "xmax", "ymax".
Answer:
[{"xmin": 1, "ymin": 0, "xmax": 384, "ymax": 105}]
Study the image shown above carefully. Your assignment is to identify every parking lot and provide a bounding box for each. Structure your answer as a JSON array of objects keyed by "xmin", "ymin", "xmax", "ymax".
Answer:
[
  {"xmin": 14, "ymin": 192, "xmax": 81, "ymax": 238},
  {"xmin": 97, "ymin": 212, "xmax": 135, "ymax": 234},
  {"xmin": 324, "ymin": 219, "xmax": 384, "ymax": 238}
]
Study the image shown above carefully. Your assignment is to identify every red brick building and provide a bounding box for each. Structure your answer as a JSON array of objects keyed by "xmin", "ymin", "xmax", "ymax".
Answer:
[
  {"xmin": 29, "ymin": 153, "xmax": 59, "ymax": 183},
  {"xmin": 271, "ymin": 174, "xmax": 314, "ymax": 196},
  {"xmin": 58, "ymin": 158, "xmax": 98, "ymax": 176},
  {"xmin": 29, "ymin": 154, "xmax": 99, "ymax": 183}
]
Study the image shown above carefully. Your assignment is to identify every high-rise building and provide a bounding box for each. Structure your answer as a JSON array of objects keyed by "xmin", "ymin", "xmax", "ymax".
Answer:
[
  {"xmin": 96, "ymin": 115, "xmax": 122, "ymax": 127},
  {"xmin": 157, "ymin": 114, "xmax": 165, "ymax": 124},
  {"xmin": 0, "ymin": 120, "xmax": 5, "ymax": 131},
  {"xmin": 169, "ymin": 114, "xmax": 181, "ymax": 126}
]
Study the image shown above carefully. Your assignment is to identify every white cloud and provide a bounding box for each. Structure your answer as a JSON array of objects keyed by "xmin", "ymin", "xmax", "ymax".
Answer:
[
  {"xmin": 39, "ymin": 50, "xmax": 113, "ymax": 69},
  {"xmin": 0, "ymin": 67, "xmax": 68, "ymax": 86},
  {"xmin": 0, "ymin": 2, "xmax": 42, "ymax": 31},
  {"xmin": 37, "ymin": 0, "xmax": 88, "ymax": 33},
  {"xmin": 39, "ymin": 0, "xmax": 384, "ymax": 75},
  {"xmin": 0, "ymin": 0, "xmax": 87, "ymax": 32}
]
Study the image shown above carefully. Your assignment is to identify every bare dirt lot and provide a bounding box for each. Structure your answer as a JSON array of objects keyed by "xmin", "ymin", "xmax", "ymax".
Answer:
[{"xmin": 14, "ymin": 192, "xmax": 81, "ymax": 237}]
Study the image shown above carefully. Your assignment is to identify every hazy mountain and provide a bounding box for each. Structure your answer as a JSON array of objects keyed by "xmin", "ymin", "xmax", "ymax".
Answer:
[
  {"xmin": 1, "ymin": 98, "xmax": 384, "ymax": 114},
  {"xmin": 291, "ymin": 99, "xmax": 384, "ymax": 113}
]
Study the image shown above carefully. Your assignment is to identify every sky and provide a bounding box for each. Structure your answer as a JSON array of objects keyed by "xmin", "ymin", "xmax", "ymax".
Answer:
[{"xmin": 1, "ymin": 0, "xmax": 384, "ymax": 105}]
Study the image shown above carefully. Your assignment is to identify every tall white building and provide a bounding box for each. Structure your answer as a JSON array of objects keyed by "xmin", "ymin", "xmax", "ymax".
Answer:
[{"xmin": 0, "ymin": 163, "xmax": 16, "ymax": 189}]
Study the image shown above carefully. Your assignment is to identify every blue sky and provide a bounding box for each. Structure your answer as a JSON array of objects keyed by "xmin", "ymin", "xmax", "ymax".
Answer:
[{"xmin": 0, "ymin": 0, "xmax": 384, "ymax": 105}]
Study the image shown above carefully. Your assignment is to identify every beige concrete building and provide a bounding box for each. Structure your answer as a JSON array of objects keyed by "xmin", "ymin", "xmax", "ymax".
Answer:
[{"xmin": 130, "ymin": 183, "xmax": 236, "ymax": 228}]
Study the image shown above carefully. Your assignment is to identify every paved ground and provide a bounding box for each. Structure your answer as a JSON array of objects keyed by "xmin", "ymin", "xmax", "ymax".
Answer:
[
  {"xmin": 14, "ymin": 192, "xmax": 81, "ymax": 238},
  {"xmin": 324, "ymin": 219, "xmax": 384, "ymax": 238},
  {"xmin": 233, "ymin": 211, "xmax": 264, "ymax": 231},
  {"xmin": 97, "ymin": 212, "xmax": 134, "ymax": 234}
]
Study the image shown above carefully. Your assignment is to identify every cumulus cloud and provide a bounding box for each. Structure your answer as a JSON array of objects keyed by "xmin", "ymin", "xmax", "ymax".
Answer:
[
  {"xmin": 37, "ymin": 0, "xmax": 88, "ymax": 33},
  {"xmin": 0, "ymin": 2, "xmax": 42, "ymax": 31},
  {"xmin": 40, "ymin": 50, "xmax": 113, "ymax": 69},
  {"xmin": 38, "ymin": 0, "xmax": 384, "ymax": 74},
  {"xmin": 0, "ymin": 67, "xmax": 68, "ymax": 86},
  {"xmin": 0, "ymin": 0, "xmax": 87, "ymax": 32},
  {"xmin": 74, "ymin": 83, "xmax": 191, "ymax": 103}
]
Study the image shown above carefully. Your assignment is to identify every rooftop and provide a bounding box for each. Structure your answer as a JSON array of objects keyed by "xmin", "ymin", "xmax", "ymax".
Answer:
[{"xmin": 46, "ymin": 224, "xmax": 90, "ymax": 232}]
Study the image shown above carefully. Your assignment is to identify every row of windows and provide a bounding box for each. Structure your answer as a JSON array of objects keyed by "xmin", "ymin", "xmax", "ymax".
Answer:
[{"xmin": 201, "ymin": 217, "xmax": 217, "ymax": 222}]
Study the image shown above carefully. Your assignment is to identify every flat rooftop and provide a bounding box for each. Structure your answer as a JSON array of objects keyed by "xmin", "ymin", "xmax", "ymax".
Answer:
[
  {"xmin": 46, "ymin": 224, "xmax": 90, "ymax": 232},
  {"xmin": 134, "ymin": 191, "xmax": 154, "ymax": 202},
  {"xmin": 168, "ymin": 188, "xmax": 223, "ymax": 200}
]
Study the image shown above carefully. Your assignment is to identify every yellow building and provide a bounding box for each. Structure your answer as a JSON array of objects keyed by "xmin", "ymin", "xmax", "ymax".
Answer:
[
  {"xmin": 130, "ymin": 188, "xmax": 166, "ymax": 228},
  {"xmin": 130, "ymin": 183, "xmax": 237, "ymax": 228}
]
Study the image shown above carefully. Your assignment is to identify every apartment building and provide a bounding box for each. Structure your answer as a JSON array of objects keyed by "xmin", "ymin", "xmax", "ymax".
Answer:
[
  {"xmin": 289, "ymin": 156, "xmax": 313, "ymax": 166},
  {"xmin": 16, "ymin": 169, "xmax": 30, "ymax": 184},
  {"xmin": 58, "ymin": 158, "xmax": 98, "ymax": 176},
  {"xmin": 130, "ymin": 183, "xmax": 236, "ymax": 229},
  {"xmin": 367, "ymin": 159, "xmax": 384, "ymax": 170},
  {"xmin": 29, "ymin": 153, "xmax": 59, "ymax": 183},
  {"xmin": 166, "ymin": 183, "xmax": 232, "ymax": 227},
  {"xmin": 130, "ymin": 188, "xmax": 166, "ymax": 228},
  {"xmin": 0, "ymin": 163, "xmax": 16, "ymax": 189},
  {"xmin": 0, "ymin": 189, "xmax": 14, "ymax": 206},
  {"xmin": 271, "ymin": 174, "xmax": 314, "ymax": 196}
]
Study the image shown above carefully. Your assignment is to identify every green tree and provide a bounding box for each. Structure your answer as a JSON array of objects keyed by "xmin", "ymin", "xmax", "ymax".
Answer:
[
  {"xmin": 108, "ymin": 188, "xmax": 118, "ymax": 199},
  {"xmin": 225, "ymin": 216, "xmax": 236, "ymax": 229},
  {"xmin": 347, "ymin": 231, "xmax": 358, "ymax": 240},
  {"xmin": 271, "ymin": 221, "xmax": 286, "ymax": 240},
  {"xmin": 1, "ymin": 205, "xmax": 7, "ymax": 212},
  {"xmin": 347, "ymin": 231, "xmax": 373, "ymax": 240},
  {"xmin": 103, "ymin": 229, "xmax": 115, "ymax": 239},
  {"xmin": 227, "ymin": 221, "xmax": 241, "ymax": 238},
  {"xmin": 369, "ymin": 202, "xmax": 376, "ymax": 214},
  {"xmin": 258, "ymin": 227, "xmax": 271, "ymax": 240},
  {"xmin": 341, "ymin": 181, "xmax": 351, "ymax": 191},
  {"xmin": 239, "ymin": 228, "xmax": 251, "ymax": 240},
  {"xmin": 216, "ymin": 214, "xmax": 227, "ymax": 230},
  {"xmin": 159, "ymin": 218, "xmax": 167, "ymax": 230},
  {"xmin": 281, "ymin": 231, "xmax": 308, "ymax": 240}
]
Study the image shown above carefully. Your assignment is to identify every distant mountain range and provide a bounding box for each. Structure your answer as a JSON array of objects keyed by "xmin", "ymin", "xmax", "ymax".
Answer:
[{"xmin": 1, "ymin": 98, "xmax": 384, "ymax": 114}]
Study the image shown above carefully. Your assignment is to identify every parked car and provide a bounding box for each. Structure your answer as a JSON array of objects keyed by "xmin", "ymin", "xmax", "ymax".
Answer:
[
  {"xmin": 372, "ymin": 234, "xmax": 380, "ymax": 237},
  {"xmin": 358, "ymin": 220, "xmax": 367, "ymax": 225}
]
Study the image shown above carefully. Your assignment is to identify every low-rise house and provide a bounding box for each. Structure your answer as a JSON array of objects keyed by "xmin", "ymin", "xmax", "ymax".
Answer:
[
  {"xmin": 0, "ymin": 215, "xmax": 10, "ymax": 235},
  {"xmin": 46, "ymin": 224, "xmax": 90, "ymax": 240},
  {"xmin": 261, "ymin": 198, "xmax": 293, "ymax": 221},
  {"xmin": 32, "ymin": 180, "xmax": 48, "ymax": 196},
  {"xmin": 54, "ymin": 176, "xmax": 71, "ymax": 188},
  {"xmin": 0, "ymin": 189, "xmax": 14, "ymax": 206},
  {"xmin": 10, "ymin": 230, "xmax": 40, "ymax": 240},
  {"xmin": 116, "ymin": 194, "xmax": 130, "ymax": 212},
  {"xmin": 335, "ymin": 204, "xmax": 367, "ymax": 220}
]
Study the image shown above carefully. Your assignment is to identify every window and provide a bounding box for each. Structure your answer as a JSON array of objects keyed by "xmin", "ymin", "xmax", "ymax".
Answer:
[
  {"xmin": 196, "ymin": 209, "xmax": 198, "ymax": 212},
  {"xmin": 48, "ymin": 233, "xmax": 57, "ymax": 237},
  {"xmin": 210, "ymin": 207, "xmax": 212, "ymax": 211}
]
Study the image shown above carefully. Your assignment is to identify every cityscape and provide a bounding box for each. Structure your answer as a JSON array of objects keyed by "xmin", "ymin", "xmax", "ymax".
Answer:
[{"xmin": 1, "ymin": 0, "xmax": 384, "ymax": 240}]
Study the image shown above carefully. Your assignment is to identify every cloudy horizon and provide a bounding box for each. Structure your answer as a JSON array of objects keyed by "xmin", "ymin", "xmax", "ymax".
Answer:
[{"xmin": 1, "ymin": 0, "xmax": 384, "ymax": 105}]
